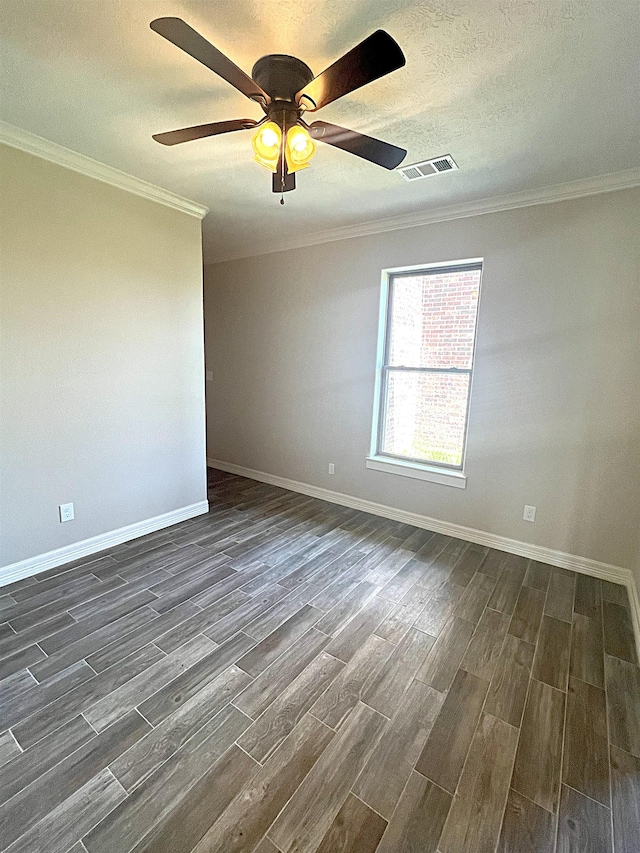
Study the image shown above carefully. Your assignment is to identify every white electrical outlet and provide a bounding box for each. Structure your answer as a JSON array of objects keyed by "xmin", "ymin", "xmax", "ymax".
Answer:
[
  {"xmin": 328, "ymin": 463, "xmax": 335, "ymax": 474},
  {"xmin": 523, "ymin": 505, "xmax": 536, "ymax": 523},
  {"xmin": 59, "ymin": 503, "xmax": 74, "ymax": 523},
  {"xmin": 206, "ymin": 371, "xmax": 213, "ymax": 381}
]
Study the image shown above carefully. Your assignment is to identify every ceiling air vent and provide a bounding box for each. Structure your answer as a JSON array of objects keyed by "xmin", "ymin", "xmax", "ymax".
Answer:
[{"xmin": 398, "ymin": 155, "xmax": 458, "ymax": 181}]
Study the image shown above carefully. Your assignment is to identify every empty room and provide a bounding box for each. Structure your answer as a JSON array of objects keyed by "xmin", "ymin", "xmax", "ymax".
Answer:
[{"xmin": 1, "ymin": 2, "xmax": 639, "ymax": 852}]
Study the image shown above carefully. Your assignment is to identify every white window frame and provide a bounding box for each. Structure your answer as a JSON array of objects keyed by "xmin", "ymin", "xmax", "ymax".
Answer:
[{"xmin": 367, "ymin": 258, "xmax": 484, "ymax": 489}]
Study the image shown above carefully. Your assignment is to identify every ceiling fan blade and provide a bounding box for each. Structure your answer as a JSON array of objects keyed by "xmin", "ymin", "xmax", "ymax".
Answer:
[
  {"xmin": 296, "ymin": 30, "xmax": 405, "ymax": 112},
  {"xmin": 150, "ymin": 17, "xmax": 269, "ymax": 104},
  {"xmin": 153, "ymin": 119, "xmax": 258, "ymax": 146},
  {"xmin": 309, "ymin": 121, "xmax": 406, "ymax": 169}
]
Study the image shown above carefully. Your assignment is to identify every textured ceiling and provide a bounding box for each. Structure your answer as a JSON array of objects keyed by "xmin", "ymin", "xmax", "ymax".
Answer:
[{"xmin": 1, "ymin": 0, "xmax": 639, "ymax": 262}]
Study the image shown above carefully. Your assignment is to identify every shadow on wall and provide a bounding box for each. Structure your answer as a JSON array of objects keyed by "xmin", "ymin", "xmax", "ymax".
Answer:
[{"xmin": 469, "ymin": 313, "xmax": 639, "ymax": 567}]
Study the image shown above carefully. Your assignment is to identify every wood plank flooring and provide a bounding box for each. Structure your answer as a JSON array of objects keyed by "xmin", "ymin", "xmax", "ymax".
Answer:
[{"xmin": 0, "ymin": 468, "xmax": 638, "ymax": 853}]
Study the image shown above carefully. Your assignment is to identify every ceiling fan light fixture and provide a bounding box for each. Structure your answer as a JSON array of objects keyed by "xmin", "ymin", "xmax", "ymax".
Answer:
[
  {"xmin": 252, "ymin": 121, "xmax": 282, "ymax": 172},
  {"xmin": 150, "ymin": 19, "xmax": 408, "ymax": 194},
  {"xmin": 285, "ymin": 125, "xmax": 316, "ymax": 173}
]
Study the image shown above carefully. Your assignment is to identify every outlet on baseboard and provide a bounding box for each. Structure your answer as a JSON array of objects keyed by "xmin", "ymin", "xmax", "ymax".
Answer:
[
  {"xmin": 328, "ymin": 463, "xmax": 335, "ymax": 475},
  {"xmin": 523, "ymin": 505, "xmax": 536, "ymax": 523},
  {"xmin": 59, "ymin": 503, "xmax": 74, "ymax": 523}
]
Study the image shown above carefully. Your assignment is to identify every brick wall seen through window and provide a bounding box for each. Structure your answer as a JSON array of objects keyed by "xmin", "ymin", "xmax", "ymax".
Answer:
[{"xmin": 378, "ymin": 265, "xmax": 482, "ymax": 468}]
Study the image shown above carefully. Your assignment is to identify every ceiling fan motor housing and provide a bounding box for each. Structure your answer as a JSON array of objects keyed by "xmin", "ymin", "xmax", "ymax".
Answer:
[{"xmin": 251, "ymin": 55, "xmax": 314, "ymax": 106}]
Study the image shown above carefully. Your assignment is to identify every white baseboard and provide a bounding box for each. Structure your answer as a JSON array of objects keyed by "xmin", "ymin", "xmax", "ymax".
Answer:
[
  {"xmin": 208, "ymin": 457, "xmax": 640, "ymax": 661},
  {"xmin": 0, "ymin": 500, "xmax": 209, "ymax": 588}
]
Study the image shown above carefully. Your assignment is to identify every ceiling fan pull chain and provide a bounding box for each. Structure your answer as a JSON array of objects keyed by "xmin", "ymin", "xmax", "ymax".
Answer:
[{"xmin": 280, "ymin": 110, "xmax": 286, "ymax": 204}]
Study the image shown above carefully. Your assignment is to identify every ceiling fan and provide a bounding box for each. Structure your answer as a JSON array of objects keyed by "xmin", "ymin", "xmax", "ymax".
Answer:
[{"xmin": 150, "ymin": 17, "xmax": 407, "ymax": 201}]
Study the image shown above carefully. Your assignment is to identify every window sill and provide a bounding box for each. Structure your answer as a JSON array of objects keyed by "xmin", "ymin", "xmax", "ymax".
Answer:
[{"xmin": 365, "ymin": 456, "xmax": 467, "ymax": 489}]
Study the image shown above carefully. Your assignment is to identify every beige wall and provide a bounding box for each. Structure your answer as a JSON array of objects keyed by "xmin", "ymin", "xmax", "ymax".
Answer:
[
  {"xmin": 1, "ymin": 144, "xmax": 207, "ymax": 567},
  {"xmin": 204, "ymin": 187, "xmax": 640, "ymax": 580}
]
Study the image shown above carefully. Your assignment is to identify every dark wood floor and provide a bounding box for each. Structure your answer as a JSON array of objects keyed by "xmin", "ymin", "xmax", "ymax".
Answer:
[{"xmin": 0, "ymin": 469, "xmax": 638, "ymax": 853}]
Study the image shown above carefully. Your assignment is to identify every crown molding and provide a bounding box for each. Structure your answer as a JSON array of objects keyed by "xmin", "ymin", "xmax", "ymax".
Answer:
[
  {"xmin": 0, "ymin": 120, "xmax": 209, "ymax": 220},
  {"xmin": 206, "ymin": 167, "xmax": 640, "ymax": 264}
]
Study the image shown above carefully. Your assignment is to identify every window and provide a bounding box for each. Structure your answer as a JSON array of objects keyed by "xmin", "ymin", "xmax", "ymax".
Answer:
[{"xmin": 368, "ymin": 260, "xmax": 482, "ymax": 487}]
